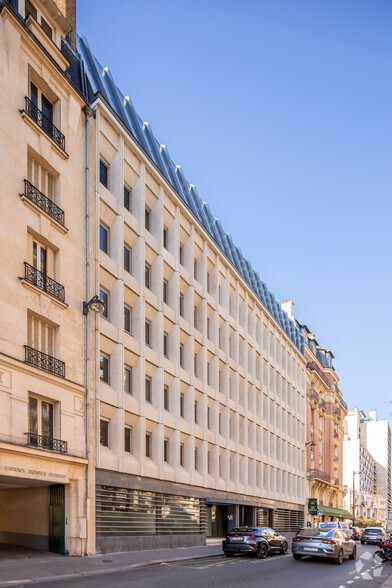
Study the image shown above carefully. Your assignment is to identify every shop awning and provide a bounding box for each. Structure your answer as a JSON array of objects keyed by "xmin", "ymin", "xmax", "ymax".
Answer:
[{"xmin": 319, "ymin": 506, "xmax": 354, "ymax": 520}]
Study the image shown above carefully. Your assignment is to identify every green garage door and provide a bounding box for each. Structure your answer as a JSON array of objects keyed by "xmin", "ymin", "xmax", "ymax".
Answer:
[{"xmin": 49, "ymin": 484, "xmax": 65, "ymax": 554}]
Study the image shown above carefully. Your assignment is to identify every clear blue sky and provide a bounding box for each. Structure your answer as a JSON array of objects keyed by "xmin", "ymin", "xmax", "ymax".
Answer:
[{"xmin": 78, "ymin": 0, "xmax": 392, "ymax": 421}]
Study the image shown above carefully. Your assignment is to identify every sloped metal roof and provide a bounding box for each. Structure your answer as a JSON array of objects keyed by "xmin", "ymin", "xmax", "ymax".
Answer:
[{"xmin": 78, "ymin": 35, "xmax": 304, "ymax": 354}]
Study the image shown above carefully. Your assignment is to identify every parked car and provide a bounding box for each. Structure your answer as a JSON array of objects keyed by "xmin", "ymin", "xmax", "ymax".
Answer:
[
  {"xmin": 361, "ymin": 528, "xmax": 387, "ymax": 545},
  {"xmin": 222, "ymin": 526, "xmax": 288, "ymax": 558},
  {"xmin": 349, "ymin": 527, "xmax": 362, "ymax": 541},
  {"xmin": 292, "ymin": 527, "xmax": 356, "ymax": 565}
]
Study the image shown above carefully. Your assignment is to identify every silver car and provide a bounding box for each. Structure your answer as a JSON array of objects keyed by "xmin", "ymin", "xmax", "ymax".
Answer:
[{"xmin": 292, "ymin": 528, "xmax": 357, "ymax": 565}]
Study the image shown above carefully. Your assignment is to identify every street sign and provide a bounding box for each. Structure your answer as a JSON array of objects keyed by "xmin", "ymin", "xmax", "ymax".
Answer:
[{"xmin": 317, "ymin": 510, "xmax": 323, "ymax": 516}]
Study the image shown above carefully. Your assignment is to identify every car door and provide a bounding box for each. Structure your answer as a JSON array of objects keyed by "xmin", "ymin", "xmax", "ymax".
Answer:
[{"xmin": 336, "ymin": 530, "xmax": 349, "ymax": 556}]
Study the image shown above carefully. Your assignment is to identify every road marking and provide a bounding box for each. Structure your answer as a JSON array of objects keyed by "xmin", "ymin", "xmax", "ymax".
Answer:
[{"xmin": 6, "ymin": 582, "xmax": 31, "ymax": 585}]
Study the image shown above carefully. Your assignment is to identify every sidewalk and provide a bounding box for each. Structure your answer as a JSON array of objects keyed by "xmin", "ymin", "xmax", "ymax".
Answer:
[{"xmin": 0, "ymin": 543, "xmax": 222, "ymax": 586}]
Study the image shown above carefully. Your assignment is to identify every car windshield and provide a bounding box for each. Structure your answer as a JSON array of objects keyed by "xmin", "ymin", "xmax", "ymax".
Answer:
[
  {"xmin": 366, "ymin": 529, "xmax": 381, "ymax": 534},
  {"xmin": 298, "ymin": 528, "xmax": 334, "ymax": 537}
]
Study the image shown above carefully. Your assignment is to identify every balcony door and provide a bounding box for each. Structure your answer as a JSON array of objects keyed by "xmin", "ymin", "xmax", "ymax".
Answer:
[{"xmin": 27, "ymin": 314, "xmax": 55, "ymax": 356}]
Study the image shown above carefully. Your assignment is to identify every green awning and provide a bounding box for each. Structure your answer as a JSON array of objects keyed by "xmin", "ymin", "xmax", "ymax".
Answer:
[{"xmin": 318, "ymin": 506, "xmax": 354, "ymax": 520}]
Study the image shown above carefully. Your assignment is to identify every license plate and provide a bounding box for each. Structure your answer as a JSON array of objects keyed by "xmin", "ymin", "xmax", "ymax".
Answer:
[{"xmin": 304, "ymin": 547, "xmax": 318, "ymax": 552}]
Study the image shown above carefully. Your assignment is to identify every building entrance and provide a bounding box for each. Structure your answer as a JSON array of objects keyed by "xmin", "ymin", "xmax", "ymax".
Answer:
[{"xmin": 207, "ymin": 504, "xmax": 228, "ymax": 537}]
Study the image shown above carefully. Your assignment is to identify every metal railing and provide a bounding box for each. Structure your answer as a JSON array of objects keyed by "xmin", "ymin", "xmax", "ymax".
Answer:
[
  {"xmin": 334, "ymin": 477, "xmax": 340, "ymax": 486},
  {"xmin": 24, "ymin": 262, "xmax": 65, "ymax": 302},
  {"xmin": 26, "ymin": 432, "xmax": 67, "ymax": 454},
  {"xmin": 319, "ymin": 398, "xmax": 327, "ymax": 410},
  {"xmin": 308, "ymin": 389, "xmax": 319, "ymax": 401},
  {"xmin": 24, "ymin": 96, "xmax": 65, "ymax": 151},
  {"xmin": 24, "ymin": 345, "xmax": 65, "ymax": 378},
  {"xmin": 23, "ymin": 179, "xmax": 64, "ymax": 226},
  {"xmin": 307, "ymin": 469, "xmax": 331, "ymax": 483},
  {"xmin": 334, "ymin": 406, "xmax": 341, "ymax": 418}
]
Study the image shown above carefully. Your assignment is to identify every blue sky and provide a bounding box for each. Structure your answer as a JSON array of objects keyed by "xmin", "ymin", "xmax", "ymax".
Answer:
[{"xmin": 78, "ymin": 1, "xmax": 392, "ymax": 421}]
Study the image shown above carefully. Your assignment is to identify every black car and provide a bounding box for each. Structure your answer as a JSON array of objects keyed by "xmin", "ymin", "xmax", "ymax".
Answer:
[{"xmin": 222, "ymin": 526, "xmax": 288, "ymax": 559}]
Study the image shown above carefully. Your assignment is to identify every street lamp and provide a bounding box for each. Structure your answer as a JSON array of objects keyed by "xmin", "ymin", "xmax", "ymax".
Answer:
[
  {"xmin": 83, "ymin": 295, "xmax": 106, "ymax": 315},
  {"xmin": 305, "ymin": 441, "xmax": 316, "ymax": 448}
]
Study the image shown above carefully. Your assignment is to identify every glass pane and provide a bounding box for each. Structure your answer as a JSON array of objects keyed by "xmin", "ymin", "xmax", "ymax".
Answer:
[
  {"xmin": 41, "ymin": 94, "xmax": 53, "ymax": 123},
  {"xmin": 41, "ymin": 401, "xmax": 53, "ymax": 438},
  {"xmin": 29, "ymin": 397, "xmax": 38, "ymax": 434},
  {"xmin": 30, "ymin": 82, "xmax": 38, "ymax": 106}
]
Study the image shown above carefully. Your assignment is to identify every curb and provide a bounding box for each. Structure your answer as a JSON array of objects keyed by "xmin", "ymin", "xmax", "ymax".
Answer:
[{"xmin": 0, "ymin": 551, "xmax": 223, "ymax": 586}]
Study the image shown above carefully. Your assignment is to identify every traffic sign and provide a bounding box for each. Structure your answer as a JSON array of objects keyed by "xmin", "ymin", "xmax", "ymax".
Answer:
[{"xmin": 317, "ymin": 510, "xmax": 323, "ymax": 516}]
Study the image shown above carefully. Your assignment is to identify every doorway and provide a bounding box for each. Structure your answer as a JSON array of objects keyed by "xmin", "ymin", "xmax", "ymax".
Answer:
[{"xmin": 48, "ymin": 485, "xmax": 65, "ymax": 554}]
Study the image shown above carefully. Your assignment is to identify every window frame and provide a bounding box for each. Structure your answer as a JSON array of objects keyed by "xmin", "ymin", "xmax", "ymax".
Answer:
[
  {"xmin": 124, "ymin": 305, "xmax": 132, "ymax": 334},
  {"xmin": 100, "ymin": 352, "xmax": 110, "ymax": 384},
  {"xmin": 100, "ymin": 419, "xmax": 109, "ymax": 447},
  {"xmin": 124, "ymin": 365, "xmax": 132, "ymax": 395},
  {"xmin": 145, "ymin": 263, "xmax": 151, "ymax": 289},
  {"xmin": 145, "ymin": 207, "xmax": 151, "ymax": 232},
  {"xmin": 145, "ymin": 375, "xmax": 152, "ymax": 403},
  {"xmin": 145, "ymin": 319, "xmax": 151, "ymax": 347},
  {"xmin": 124, "ymin": 184, "xmax": 132, "ymax": 212},
  {"xmin": 124, "ymin": 245, "xmax": 132, "ymax": 273},
  {"xmin": 99, "ymin": 159, "xmax": 109, "ymax": 188},
  {"xmin": 99, "ymin": 287, "xmax": 109, "ymax": 320},
  {"xmin": 99, "ymin": 223, "xmax": 109, "ymax": 255},
  {"xmin": 124, "ymin": 426, "xmax": 132, "ymax": 453}
]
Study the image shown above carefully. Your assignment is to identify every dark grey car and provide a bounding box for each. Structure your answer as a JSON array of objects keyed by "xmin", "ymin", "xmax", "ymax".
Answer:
[
  {"xmin": 292, "ymin": 528, "xmax": 356, "ymax": 565},
  {"xmin": 361, "ymin": 528, "xmax": 387, "ymax": 545},
  {"xmin": 222, "ymin": 526, "xmax": 288, "ymax": 558}
]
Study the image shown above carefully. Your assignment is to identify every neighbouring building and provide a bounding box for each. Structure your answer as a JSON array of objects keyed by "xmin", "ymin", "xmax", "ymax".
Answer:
[
  {"xmin": 344, "ymin": 408, "xmax": 391, "ymax": 525},
  {"xmin": 78, "ymin": 37, "xmax": 308, "ymax": 553},
  {"xmin": 0, "ymin": 0, "xmax": 90, "ymax": 555},
  {"xmin": 281, "ymin": 304, "xmax": 349, "ymax": 524}
]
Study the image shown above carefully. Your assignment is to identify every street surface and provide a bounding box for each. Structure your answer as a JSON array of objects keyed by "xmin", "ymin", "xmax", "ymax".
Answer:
[{"xmin": 30, "ymin": 544, "xmax": 391, "ymax": 588}]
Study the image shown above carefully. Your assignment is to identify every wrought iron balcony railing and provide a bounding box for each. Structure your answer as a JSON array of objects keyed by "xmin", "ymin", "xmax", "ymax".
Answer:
[
  {"xmin": 307, "ymin": 468, "xmax": 331, "ymax": 483},
  {"xmin": 24, "ymin": 96, "xmax": 65, "ymax": 151},
  {"xmin": 23, "ymin": 179, "xmax": 64, "ymax": 226},
  {"xmin": 24, "ymin": 262, "xmax": 65, "ymax": 303},
  {"xmin": 24, "ymin": 345, "xmax": 65, "ymax": 378},
  {"xmin": 26, "ymin": 432, "xmax": 67, "ymax": 454}
]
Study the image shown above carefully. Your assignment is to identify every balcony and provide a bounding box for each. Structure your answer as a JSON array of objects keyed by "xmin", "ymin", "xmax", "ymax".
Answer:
[
  {"xmin": 307, "ymin": 468, "xmax": 331, "ymax": 483},
  {"xmin": 24, "ymin": 345, "xmax": 65, "ymax": 378},
  {"xmin": 24, "ymin": 262, "xmax": 65, "ymax": 303},
  {"xmin": 334, "ymin": 477, "xmax": 340, "ymax": 486},
  {"xmin": 26, "ymin": 432, "xmax": 67, "ymax": 454},
  {"xmin": 334, "ymin": 406, "xmax": 341, "ymax": 418},
  {"xmin": 319, "ymin": 398, "xmax": 327, "ymax": 410},
  {"xmin": 308, "ymin": 389, "xmax": 319, "ymax": 402},
  {"xmin": 23, "ymin": 179, "xmax": 64, "ymax": 226},
  {"xmin": 24, "ymin": 96, "xmax": 65, "ymax": 151}
]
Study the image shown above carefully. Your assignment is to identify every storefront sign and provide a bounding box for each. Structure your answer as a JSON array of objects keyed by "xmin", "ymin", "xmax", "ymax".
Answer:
[{"xmin": 308, "ymin": 498, "xmax": 318, "ymax": 514}]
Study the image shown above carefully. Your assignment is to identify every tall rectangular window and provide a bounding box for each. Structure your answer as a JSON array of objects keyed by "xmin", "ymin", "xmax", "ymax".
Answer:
[
  {"xmin": 100, "ymin": 353, "xmax": 109, "ymax": 383},
  {"xmin": 124, "ymin": 185, "xmax": 132, "ymax": 212},
  {"xmin": 124, "ymin": 306, "xmax": 132, "ymax": 333},
  {"xmin": 194, "ymin": 306, "xmax": 197, "ymax": 329},
  {"xmin": 194, "ymin": 448, "xmax": 198, "ymax": 470},
  {"xmin": 207, "ymin": 272, "xmax": 211, "ymax": 293},
  {"xmin": 124, "ymin": 245, "xmax": 131, "ymax": 273},
  {"xmin": 28, "ymin": 396, "xmax": 53, "ymax": 439},
  {"xmin": 207, "ymin": 406, "xmax": 210, "ymax": 429},
  {"xmin": 194, "ymin": 259, "xmax": 197, "ymax": 280},
  {"xmin": 207, "ymin": 363, "xmax": 211, "ymax": 386},
  {"xmin": 164, "ymin": 439, "xmax": 169, "ymax": 462},
  {"xmin": 179, "ymin": 343, "xmax": 184, "ymax": 368},
  {"xmin": 99, "ymin": 159, "xmax": 108, "ymax": 188},
  {"xmin": 164, "ymin": 385, "xmax": 169, "ymax": 410},
  {"xmin": 99, "ymin": 224, "xmax": 109, "ymax": 254},
  {"xmin": 27, "ymin": 314, "xmax": 55, "ymax": 356},
  {"xmin": 179, "ymin": 293, "xmax": 184, "ymax": 317},
  {"xmin": 145, "ymin": 320, "xmax": 151, "ymax": 346},
  {"xmin": 163, "ymin": 279, "xmax": 168, "ymax": 304},
  {"xmin": 180, "ymin": 443, "xmax": 184, "ymax": 466},
  {"xmin": 145, "ymin": 263, "xmax": 151, "ymax": 289},
  {"xmin": 41, "ymin": 17, "xmax": 52, "ymax": 40},
  {"xmin": 145, "ymin": 376, "xmax": 152, "ymax": 403},
  {"xmin": 100, "ymin": 420, "xmax": 109, "ymax": 446},
  {"xmin": 194, "ymin": 400, "xmax": 198, "ymax": 424},
  {"xmin": 163, "ymin": 227, "xmax": 168, "ymax": 249},
  {"xmin": 124, "ymin": 427, "xmax": 132, "ymax": 453},
  {"xmin": 145, "ymin": 207, "xmax": 151, "ymax": 231},
  {"xmin": 179, "ymin": 244, "xmax": 184, "ymax": 265},
  {"xmin": 194, "ymin": 354, "xmax": 197, "ymax": 377},
  {"xmin": 99, "ymin": 288, "xmax": 109, "ymax": 319},
  {"xmin": 207, "ymin": 317, "xmax": 210, "ymax": 339},
  {"xmin": 124, "ymin": 366, "xmax": 132, "ymax": 394},
  {"xmin": 180, "ymin": 393, "xmax": 184, "ymax": 417},
  {"xmin": 163, "ymin": 332, "xmax": 169, "ymax": 358},
  {"xmin": 25, "ymin": 0, "xmax": 37, "ymax": 20},
  {"xmin": 145, "ymin": 433, "xmax": 151, "ymax": 458}
]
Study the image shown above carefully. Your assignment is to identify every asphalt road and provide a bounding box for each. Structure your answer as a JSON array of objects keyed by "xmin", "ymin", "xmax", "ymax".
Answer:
[{"xmin": 33, "ymin": 544, "xmax": 391, "ymax": 588}]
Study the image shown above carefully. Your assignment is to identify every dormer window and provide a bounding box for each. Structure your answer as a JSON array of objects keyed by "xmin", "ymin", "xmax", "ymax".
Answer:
[
  {"xmin": 40, "ymin": 17, "xmax": 53, "ymax": 40},
  {"xmin": 25, "ymin": 0, "xmax": 37, "ymax": 21}
]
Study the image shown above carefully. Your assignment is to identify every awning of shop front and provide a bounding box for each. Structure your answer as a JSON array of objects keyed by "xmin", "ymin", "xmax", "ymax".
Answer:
[{"xmin": 319, "ymin": 506, "xmax": 354, "ymax": 520}]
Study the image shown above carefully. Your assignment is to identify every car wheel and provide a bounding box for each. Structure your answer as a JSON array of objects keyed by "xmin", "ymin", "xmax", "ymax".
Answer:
[
  {"xmin": 280, "ymin": 541, "xmax": 288, "ymax": 555},
  {"xmin": 361, "ymin": 540, "xmax": 364, "ymax": 545},
  {"xmin": 256, "ymin": 543, "xmax": 268, "ymax": 559},
  {"xmin": 293, "ymin": 554, "xmax": 302, "ymax": 561},
  {"xmin": 349, "ymin": 546, "xmax": 357, "ymax": 560},
  {"xmin": 334, "ymin": 549, "xmax": 344, "ymax": 565},
  {"xmin": 224, "ymin": 551, "xmax": 234, "ymax": 557}
]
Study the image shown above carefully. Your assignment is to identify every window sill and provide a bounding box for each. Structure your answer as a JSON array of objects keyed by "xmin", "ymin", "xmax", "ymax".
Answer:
[
  {"xmin": 20, "ymin": 193, "xmax": 68, "ymax": 234},
  {"xmin": 20, "ymin": 109, "xmax": 69, "ymax": 160},
  {"xmin": 20, "ymin": 278, "xmax": 68, "ymax": 309}
]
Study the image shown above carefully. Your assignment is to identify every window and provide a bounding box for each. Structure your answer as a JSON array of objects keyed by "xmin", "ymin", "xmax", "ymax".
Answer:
[
  {"xmin": 179, "ymin": 244, "xmax": 184, "ymax": 265},
  {"xmin": 100, "ymin": 420, "xmax": 109, "ymax": 447},
  {"xmin": 145, "ymin": 263, "xmax": 151, "ymax": 289},
  {"xmin": 32, "ymin": 239, "xmax": 47, "ymax": 275},
  {"xmin": 25, "ymin": 0, "xmax": 37, "ymax": 20},
  {"xmin": 27, "ymin": 314, "xmax": 55, "ymax": 356},
  {"xmin": 163, "ymin": 332, "xmax": 169, "ymax": 358},
  {"xmin": 164, "ymin": 439, "xmax": 169, "ymax": 462},
  {"xmin": 207, "ymin": 406, "xmax": 211, "ymax": 429},
  {"xmin": 124, "ymin": 246, "xmax": 131, "ymax": 273},
  {"xmin": 180, "ymin": 393, "xmax": 184, "ymax": 417},
  {"xmin": 124, "ymin": 306, "xmax": 132, "ymax": 333},
  {"xmin": 180, "ymin": 443, "xmax": 184, "ymax": 466},
  {"xmin": 100, "ymin": 224, "xmax": 109, "ymax": 254},
  {"xmin": 124, "ymin": 427, "xmax": 132, "ymax": 453},
  {"xmin": 99, "ymin": 159, "xmax": 108, "ymax": 188},
  {"xmin": 30, "ymin": 82, "xmax": 53, "ymax": 124},
  {"xmin": 100, "ymin": 353, "xmax": 109, "ymax": 383},
  {"xmin": 28, "ymin": 396, "xmax": 53, "ymax": 439},
  {"xmin": 145, "ymin": 207, "xmax": 151, "ymax": 232},
  {"xmin": 194, "ymin": 400, "xmax": 198, "ymax": 424},
  {"xmin": 40, "ymin": 16, "xmax": 52, "ymax": 40},
  {"xmin": 163, "ymin": 279, "xmax": 168, "ymax": 304},
  {"xmin": 124, "ymin": 366, "xmax": 132, "ymax": 394},
  {"xmin": 124, "ymin": 185, "xmax": 132, "ymax": 212},
  {"xmin": 207, "ymin": 272, "xmax": 211, "ymax": 293},
  {"xmin": 207, "ymin": 362, "xmax": 211, "ymax": 385},
  {"xmin": 145, "ymin": 376, "xmax": 152, "ymax": 403},
  {"xmin": 164, "ymin": 385, "xmax": 169, "ymax": 410},
  {"xmin": 194, "ymin": 353, "xmax": 197, "ymax": 377},
  {"xmin": 145, "ymin": 320, "xmax": 151, "ymax": 346},
  {"xmin": 100, "ymin": 288, "xmax": 109, "ymax": 319},
  {"xmin": 194, "ymin": 259, "xmax": 197, "ymax": 280},
  {"xmin": 179, "ymin": 293, "xmax": 184, "ymax": 317},
  {"xmin": 27, "ymin": 154, "xmax": 55, "ymax": 200},
  {"xmin": 179, "ymin": 343, "xmax": 184, "ymax": 368},
  {"xmin": 194, "ymin": 448, "xmax": 198, "ymax": 470},
  {"xmin": 207, "ymin": 318, "xmax": 210, "ymax": 339},
  {"xmin": 219, "ymin": 412, "xmax": 222, "ymax": 435},
  {"xmin": 145, "ymin": 433, "xmax": 152, "ymax": 458},
  {"xmin": 163, "ymin": 227, "xmax": 168, "ymax": 249},
  {"xmin": 194, "ymin": 306, "xmax": 197, "ymax": 328}
]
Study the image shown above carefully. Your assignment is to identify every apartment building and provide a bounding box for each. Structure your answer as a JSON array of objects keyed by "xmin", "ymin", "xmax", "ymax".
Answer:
[
  {"xmin": 344, "ymin": 408, "xmax": 391, "ymax": 525},
  {"xmin": 281, "ymin": 305, "xmax": 349, "ymax": 523},
  {"xmin": 78, "ymin": 37, "xmax": 308, "ymax": 552},
  {"xmin": 0, "ymin": 0, "xmax": 89, "ymax": 555}
]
